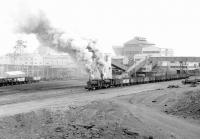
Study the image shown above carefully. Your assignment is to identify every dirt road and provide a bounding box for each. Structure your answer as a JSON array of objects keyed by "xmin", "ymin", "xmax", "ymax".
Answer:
[
  {"xmin": 0, "ymin": 80, "xmax": 200, "ymax": 138},
  {"xmin": 0, "ymin": 80, "xmax": 179, "ymax": 117},
  {"xmin": 115, "ymin": 100, "xmax": 200, "ymax": 139},
  {"xmin": 115, "ymin": 84, "xmax": 200, "ymax": 138}
]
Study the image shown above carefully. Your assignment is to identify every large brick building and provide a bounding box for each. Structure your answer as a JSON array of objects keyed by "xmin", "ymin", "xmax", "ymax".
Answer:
[
  {"xmin": 113, "ymin": 37, "xmax": 155, "ymax": 58},
  {"xmin": 0, "ymin": 53, "xmax": 86, "ymax": 80},
  {"xmin": 113, "ymin": 36, "xmax": 173, "ymax": 65}
]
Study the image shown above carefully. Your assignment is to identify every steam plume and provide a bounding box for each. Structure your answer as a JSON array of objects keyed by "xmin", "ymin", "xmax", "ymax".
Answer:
[{"xmin": 16, "ymin": 12, "xmax": 109, "ymax": 79}]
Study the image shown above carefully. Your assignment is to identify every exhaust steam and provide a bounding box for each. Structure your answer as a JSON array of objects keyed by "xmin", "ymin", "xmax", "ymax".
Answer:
[{"xmin": 16, "ymin": 12, "xmax": 111, "ymax": 80}]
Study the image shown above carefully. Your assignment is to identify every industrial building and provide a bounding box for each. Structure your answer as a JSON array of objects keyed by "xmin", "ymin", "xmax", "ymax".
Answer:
[
  {"xmin": 113, "ymin": 37, "xmax": 173, "ymax": 65},
  {"xmin": 112, "ymin": 37, "xmax": 200, "ymax": 77},
  {"xmin": 0, "ymin": 53, "xmax": 86, "ymax": 80},
  {"xmin": 113, "ymin": 37, "xmax": 155, "ymax": 58}
]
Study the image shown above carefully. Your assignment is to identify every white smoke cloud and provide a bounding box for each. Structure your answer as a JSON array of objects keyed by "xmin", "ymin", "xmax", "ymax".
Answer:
[{"xmin": 15, "ymin": 11, "xmax": 109, "ymax": 79}]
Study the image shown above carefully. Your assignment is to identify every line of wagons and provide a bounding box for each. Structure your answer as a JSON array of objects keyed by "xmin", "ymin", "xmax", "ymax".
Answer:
[
  {"xmin": 85, "ymin": 74, "xmax": 189, "ymax": 91},
  {"xmin": 0, "ymin": 76, "xmax": 41, "ymax": 87}
]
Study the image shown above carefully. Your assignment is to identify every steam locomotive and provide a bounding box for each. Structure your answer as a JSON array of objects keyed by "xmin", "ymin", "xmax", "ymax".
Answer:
[
  {"xmin": 85, "ymin": 74, "xmax": 189, "ymax": 91},
  {"xmin": 0, "ymin": 76, "xmax": 41, "ymax": 87}
]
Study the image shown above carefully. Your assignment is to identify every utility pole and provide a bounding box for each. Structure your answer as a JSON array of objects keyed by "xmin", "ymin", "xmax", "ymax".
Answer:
[
  {"xmin": 14, "ymin": 40, "xmax": 26, "ymax": 54},
  {"xmin": 13, "ymin": 40, "xmax": 27, "ymax": 71}
]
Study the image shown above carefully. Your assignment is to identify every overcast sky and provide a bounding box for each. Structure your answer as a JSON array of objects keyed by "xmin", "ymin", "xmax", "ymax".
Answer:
[{"xmin": 0, "ymin": 0, "xmax": 200, "ymax": 56}]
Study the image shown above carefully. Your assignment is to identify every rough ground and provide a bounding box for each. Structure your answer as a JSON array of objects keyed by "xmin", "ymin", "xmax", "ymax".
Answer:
[
  {"xmin": 165, "ymin": 88, "xmax": 200, "ymax": 121},
  {"xmin": 0, "ymin": 101, "xmax": 154, "ymax": 139},
  {"xmin": 120, "ymin": 83, "xmax": 200, "ymax": 122},
  {"xmin": 0, "ymin": 79, "xmax": 200, "ymax": 138}
]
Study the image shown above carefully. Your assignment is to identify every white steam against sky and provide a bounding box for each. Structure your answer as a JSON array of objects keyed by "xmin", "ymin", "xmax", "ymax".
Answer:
[{"xmin": 0, "ymin": 0, "xmax": 200, "ymax": 56}]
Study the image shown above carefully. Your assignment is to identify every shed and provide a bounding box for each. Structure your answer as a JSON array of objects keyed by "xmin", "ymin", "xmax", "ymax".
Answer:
[{"xmin": 5, "ymin": 71, "xmax": 25, "ymax": 78}]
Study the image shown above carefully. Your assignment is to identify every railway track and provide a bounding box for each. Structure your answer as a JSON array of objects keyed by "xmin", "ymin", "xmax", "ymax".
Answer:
[{"xmin": 0, "ymin": 80, "xmax": 85, "ymax": 96}]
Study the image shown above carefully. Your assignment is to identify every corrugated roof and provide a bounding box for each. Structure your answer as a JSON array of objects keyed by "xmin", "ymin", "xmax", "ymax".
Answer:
[{"xmin": 124, "ymin": 37, "xmax": 155, "ymax": 46}]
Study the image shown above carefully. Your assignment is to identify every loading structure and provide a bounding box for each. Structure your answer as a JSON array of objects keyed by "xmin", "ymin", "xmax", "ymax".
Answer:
[{"xmin": 126, "ymin": 56, "xmax": 200, "ymax": 77}]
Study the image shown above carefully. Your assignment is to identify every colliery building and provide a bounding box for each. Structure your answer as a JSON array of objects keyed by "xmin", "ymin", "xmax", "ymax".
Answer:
[
  {"xmin": 113, "ymin": 36, "xmax": 173, "ymax": 64},
  {"xmin": 112, "ymin": 37, "xmax": 200, "ymax": 77},
  {"xmin": 0, "ymin": 53, "xmax": 86, "ymax": 80}
]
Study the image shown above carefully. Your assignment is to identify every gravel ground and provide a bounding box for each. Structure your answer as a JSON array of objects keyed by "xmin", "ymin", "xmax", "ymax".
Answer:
[
  {"xmin": 0, "ymin": 101, "xmax": 154, "ymax": 139},
  {"xmin": 0, "ymin": 79, "xmax": 200, "ymax": 138}
]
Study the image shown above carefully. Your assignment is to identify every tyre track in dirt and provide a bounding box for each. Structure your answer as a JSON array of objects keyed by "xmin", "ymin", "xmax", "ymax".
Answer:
[{"xmin": 117, "ymin": 101, "xmax": 200, "ymax": 139}]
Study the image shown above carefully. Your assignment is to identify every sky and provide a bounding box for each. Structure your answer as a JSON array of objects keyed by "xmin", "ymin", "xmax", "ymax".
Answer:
[{"xmin": 0, "ymin": 0, "xmax": 200, "ymax": 56}]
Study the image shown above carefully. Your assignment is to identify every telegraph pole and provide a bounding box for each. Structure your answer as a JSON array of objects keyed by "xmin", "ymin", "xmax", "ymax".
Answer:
[
  {"xmin": 14, "ymin": 40, "xmax": 27, "ymax": 56},
  {"xmin": 13, "ymin": 40, "xmax": 27, "ymax": 71}
]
